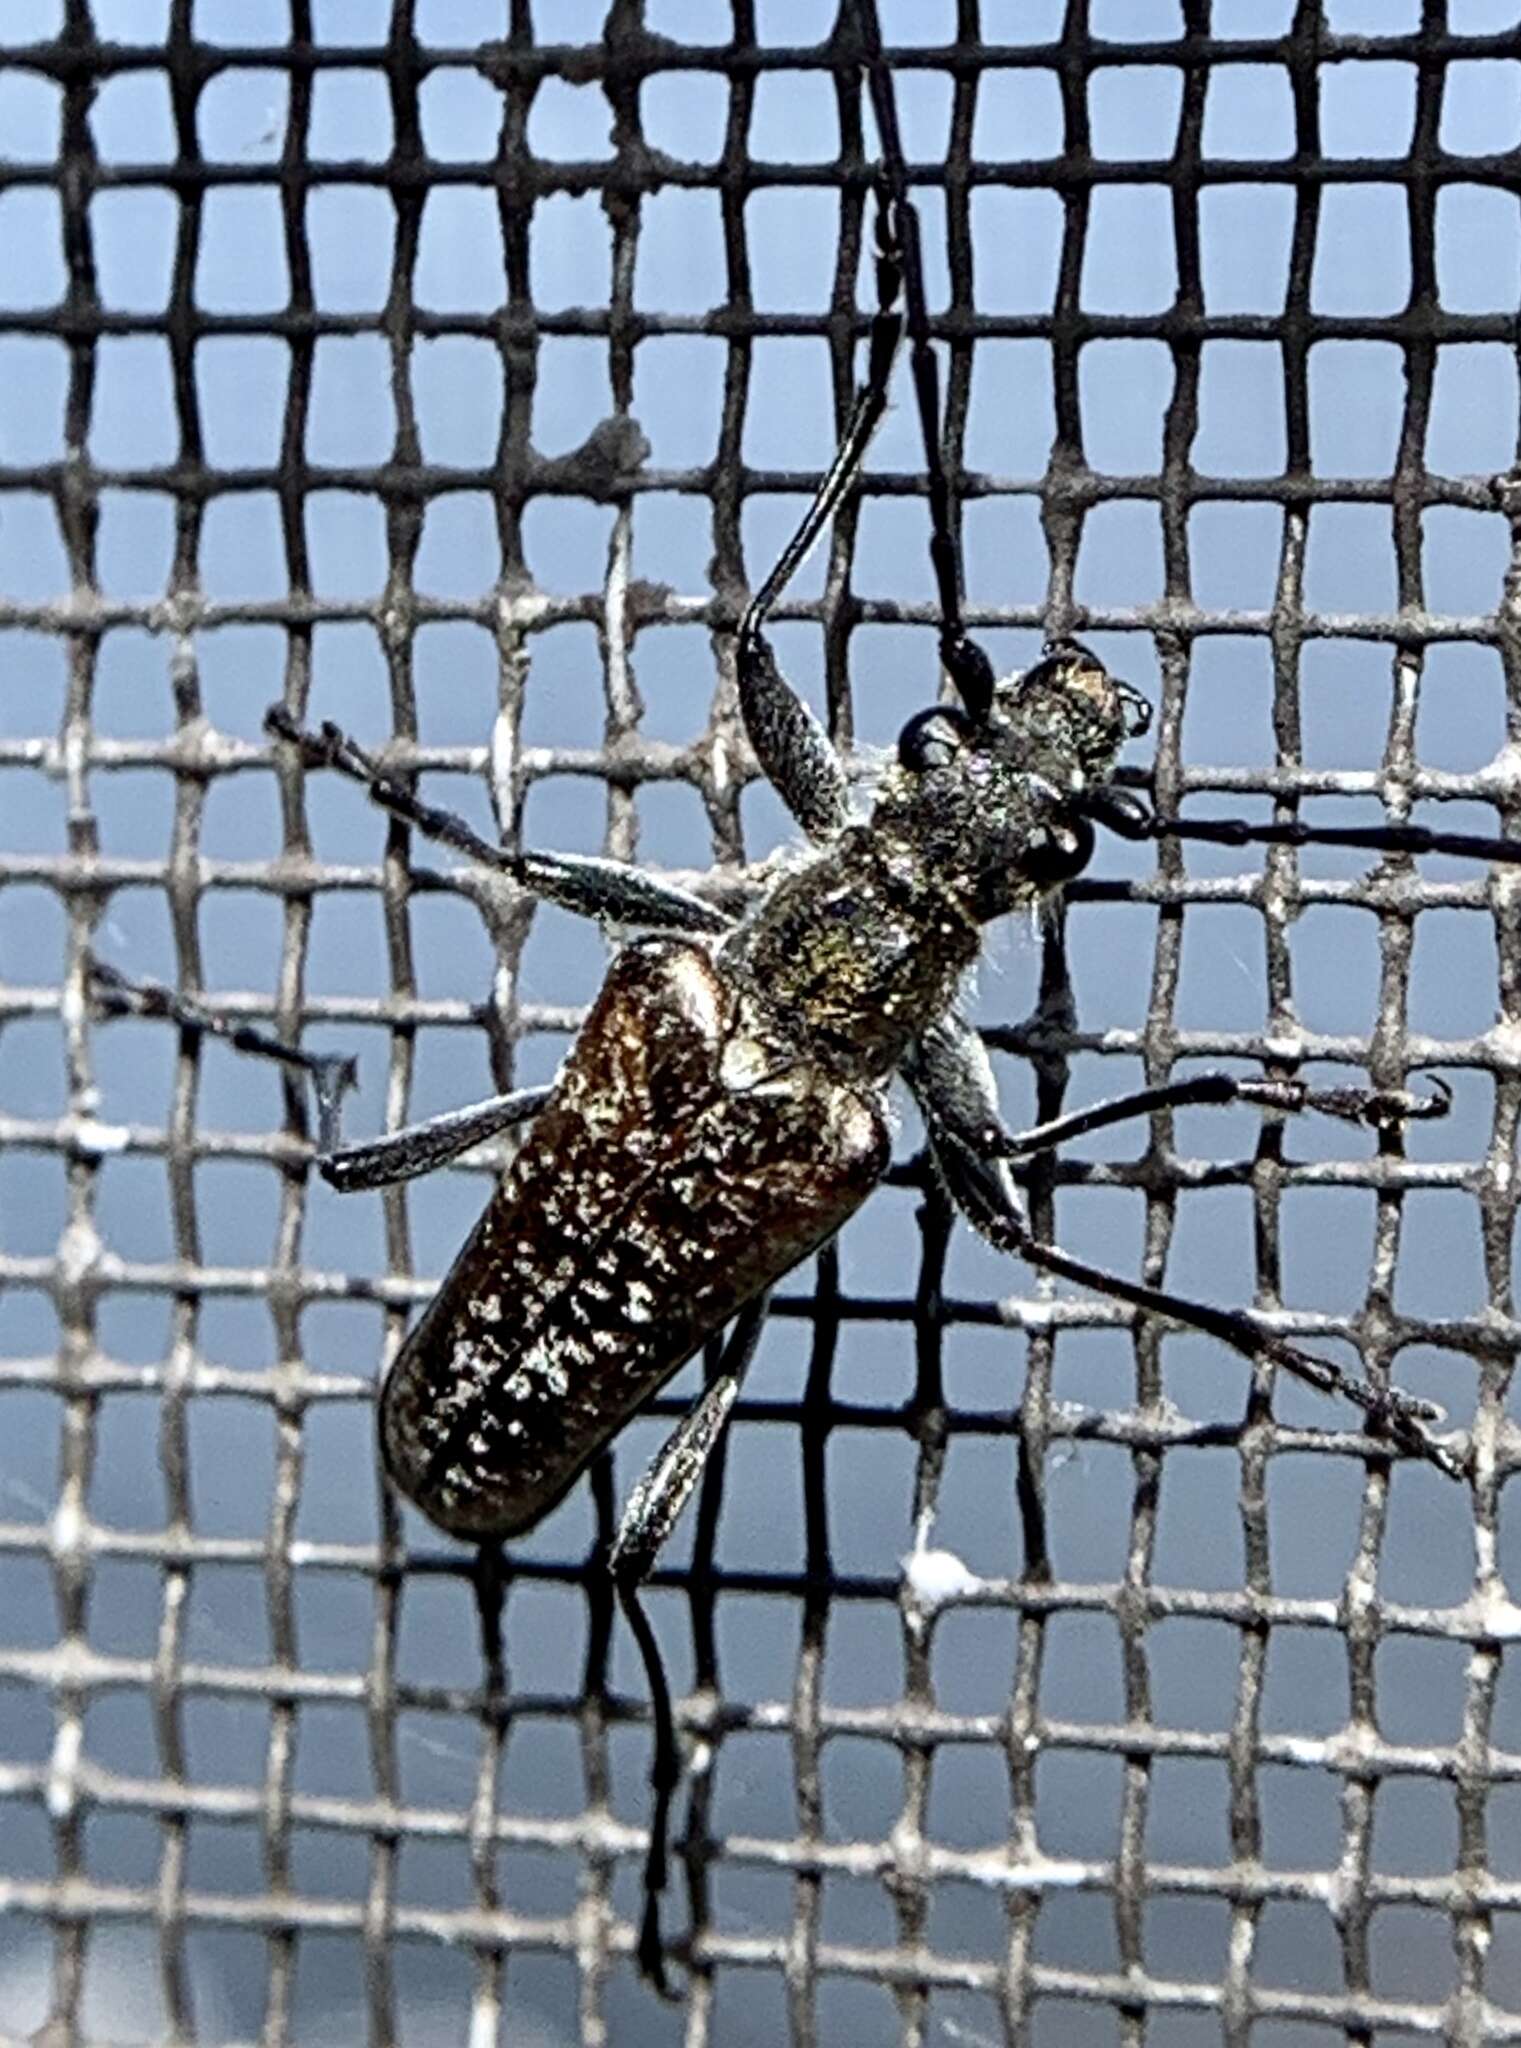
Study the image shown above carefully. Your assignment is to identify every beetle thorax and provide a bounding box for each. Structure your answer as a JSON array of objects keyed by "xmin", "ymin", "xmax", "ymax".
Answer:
[
  {"xmin": 868, "ymin": 748, "xmax": 1075, "ymax": 921},
  {"xmin": 723, "ymin": 830, "xmax": 981, "ymax": 1082}
]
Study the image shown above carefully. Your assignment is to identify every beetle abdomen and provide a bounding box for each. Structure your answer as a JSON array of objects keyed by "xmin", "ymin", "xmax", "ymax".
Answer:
[{"xmin": 379, "ymin": 939, "xmax": 888, "ymax": 1540}]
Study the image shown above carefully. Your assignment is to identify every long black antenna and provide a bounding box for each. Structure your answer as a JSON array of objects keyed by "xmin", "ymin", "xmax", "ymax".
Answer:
[
  {"xmin": 856, "ymin": 0, "xmax": 996, "ymax": 724},
  {"xmin": 1085, "ymin": 785, "xmax": 1521, "ymax": 867}
]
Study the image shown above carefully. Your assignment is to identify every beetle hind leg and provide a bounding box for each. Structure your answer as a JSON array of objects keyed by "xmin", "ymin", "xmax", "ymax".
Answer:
[
  {"xmin": 608, "ymin": 1294, "xmax": 771, "ymax": 1994},
  {"xmin": 935, "ymin": 1128, "xmax": 1456, "ymax": 1474},
  {"xmin": 319, "ymin": 1085, "xmax": 552, "ymax": 1192}
]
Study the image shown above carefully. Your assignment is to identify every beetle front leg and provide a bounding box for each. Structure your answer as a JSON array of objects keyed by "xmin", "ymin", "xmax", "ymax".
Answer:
[
  {"xmin": 733, "ymin": 188, "xmax": 913, "ymax": 841},
  {"xmin": 608, "ymin": 1293, "xmax": 771, "ymax": 1995},
  {"xmin": 734, "ymin": 625, "xmax": 853, "ymax": 844}
]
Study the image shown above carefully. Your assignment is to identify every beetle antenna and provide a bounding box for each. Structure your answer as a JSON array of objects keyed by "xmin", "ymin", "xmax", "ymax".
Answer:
[
  {"xmin": 857, "ymin": 0, "xmax": 995, "ymax": 725},
  {"xmin": 1086, "ymin": 791, "xmax": 1521, "ymax": 868}
]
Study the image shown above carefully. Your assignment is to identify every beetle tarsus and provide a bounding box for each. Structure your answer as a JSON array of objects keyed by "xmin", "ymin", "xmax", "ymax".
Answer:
[
  {"xmin": 470, "ymin": 1540, "xmax": 509, "ymax": 1678},
  {"xmin": 86, "ymin": 956, "xmax": 359, "ymax": 1152},
  {"xmin": 1301, "ymin": 1074, "xmax": 1453, "ymax": 1128},
  {"xmin": 616, "ymin": 1573, "xmax": 684, "ymax": 1998}
]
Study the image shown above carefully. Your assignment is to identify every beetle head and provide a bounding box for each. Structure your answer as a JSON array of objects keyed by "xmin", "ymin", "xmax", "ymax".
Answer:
[
  {"xmin": 992, "ymin": 638, "xmax": 1151, "ymax": 777},
  {"xmin": 882, "ymin": 639, "xmax": 1150, "ymax": 918}
]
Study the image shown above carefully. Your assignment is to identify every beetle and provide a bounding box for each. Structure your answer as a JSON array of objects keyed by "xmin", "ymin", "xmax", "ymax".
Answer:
[{"xmin": 89, "ymin": 2, "xmax": 1520, "ymax": 1991}]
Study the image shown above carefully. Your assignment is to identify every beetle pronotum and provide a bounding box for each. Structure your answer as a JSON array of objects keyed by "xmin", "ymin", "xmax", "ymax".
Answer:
[{"xmin": 90, "ymin": 0, "xmax": 1519, "ymax": 1992}]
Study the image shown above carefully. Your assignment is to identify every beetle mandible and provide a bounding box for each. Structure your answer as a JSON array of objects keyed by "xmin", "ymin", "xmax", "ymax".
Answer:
[{"xmin": 92, "ymin": 0, "xmax": 1518, "ymax": 1992}]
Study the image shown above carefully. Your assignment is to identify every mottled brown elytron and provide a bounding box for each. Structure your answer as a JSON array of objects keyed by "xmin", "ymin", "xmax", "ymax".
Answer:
[{"xmin": 380, "ymin": 938, "xmax": 888, "ymax": 1538}]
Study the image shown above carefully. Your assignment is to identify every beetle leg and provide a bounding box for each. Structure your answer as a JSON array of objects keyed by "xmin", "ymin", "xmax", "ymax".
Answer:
[
  {"xmin": 86, "ymin": 955, "xmax": 553, "ymax": 1172},
  {"xmin": 608, "ymin": 1293, "xmax": 771, "ymax": 1994},
  {"xmin": 264, "ymin": 706, "xmax": 736, "ymax": 935},
  {"xmin": 734, "ymin": 614, "xmax": 853, "ymax": 845},
  {"xmin": 91, "ymin": 960, "xmax": 556, "ymax": 1181},
  {"xmin": 86, "ymin": 958, "xmax": 359, "ymax": 1153},
  {"xmin": 906, "ymin": 1013, "xmax": 1453, "ymax": 1160},
  {"xmin": 733, "ymin": 190, "xmax": 906, "ymax": 839},
  {"xmin": 318, "ymin": 1085, "xmax": 553, "ymax": 1192},
  {"xmin": 905, "ymin": 1026, "xmax": 1463, "ymax": 1480},
  {"xmin": 515, "ymin": 848, "xmax": 736, "ymax": 932},
  {"xmin": 985, "ymin": 1070, "xmax": 1453, "ymax": 1147}
]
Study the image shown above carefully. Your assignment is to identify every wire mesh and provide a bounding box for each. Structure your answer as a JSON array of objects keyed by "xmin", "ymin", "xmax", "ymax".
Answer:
[{"xmin": 2, "ymin": 0, "xmax": 1520, "ymax": 2043}]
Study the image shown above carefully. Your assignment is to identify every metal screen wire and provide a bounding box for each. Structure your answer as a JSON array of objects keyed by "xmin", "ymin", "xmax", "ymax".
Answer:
[{"xmin": 1, "ymin": 0, "xmax": 1520, "ymax": 2042}]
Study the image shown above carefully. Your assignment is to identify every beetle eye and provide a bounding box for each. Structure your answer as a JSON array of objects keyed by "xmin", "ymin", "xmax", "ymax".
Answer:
[
  {"xmin": 1023, "ymin": 815, "xmax": 1095, "ymax": 888},
  {"xmin": 898, "ymin": 704, "xmax": 974, "ymax": 772}
]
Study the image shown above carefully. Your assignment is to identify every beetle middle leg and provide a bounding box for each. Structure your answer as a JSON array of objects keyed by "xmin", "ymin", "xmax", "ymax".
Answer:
[
  {"xmin": 906, "ymin": 1016, "xmax": 1461, "ymax": 1478},
  {"xmin": 730, "ymin": 186, "xmax": 901, "ymax": 843},
  {"xmin": 910, "ymin": 1011, "xmax": 1451, "ymax": 1164}
]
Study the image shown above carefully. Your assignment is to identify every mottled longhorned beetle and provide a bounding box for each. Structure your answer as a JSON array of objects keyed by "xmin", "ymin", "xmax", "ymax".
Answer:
[{"xmin": 93, "ymin": 0, "xmax": 1521, "ymax": 1992}]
